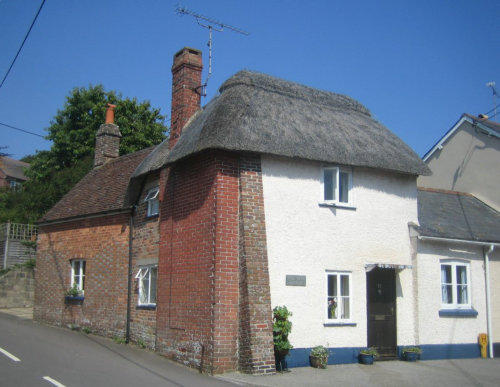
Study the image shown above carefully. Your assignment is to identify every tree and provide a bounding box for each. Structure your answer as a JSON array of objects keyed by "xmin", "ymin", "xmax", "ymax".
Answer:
[
  {"xmin": 27, "ymin": 85, "xmax": 167, "ymax": 181},
  {"xmin": 0, "ymin": 85, "xmax": 168, "ymax": 223}
]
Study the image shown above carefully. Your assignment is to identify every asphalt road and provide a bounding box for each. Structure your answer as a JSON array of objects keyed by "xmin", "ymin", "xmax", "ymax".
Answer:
[{"xmin": 0, "ymin": 311, "xmax": 237, "ymax": 387}]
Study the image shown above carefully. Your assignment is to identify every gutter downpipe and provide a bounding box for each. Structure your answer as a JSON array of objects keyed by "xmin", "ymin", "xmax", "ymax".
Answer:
[
  {"xmin": 418, "ymin": 236, "xmax": 498, "ymax": 358},
  {"xmin": 125, "ymin": 206, "xmax": 135, "ymax": 344},
  {"xmin": 485, "ymin": 244, "xmax": 494, "ymax": 358}
]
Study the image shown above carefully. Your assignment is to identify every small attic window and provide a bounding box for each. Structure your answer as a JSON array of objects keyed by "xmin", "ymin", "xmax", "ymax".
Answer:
[{"xmin": 144, "ymin": 186, "xmax": 159, "ymax": 217}]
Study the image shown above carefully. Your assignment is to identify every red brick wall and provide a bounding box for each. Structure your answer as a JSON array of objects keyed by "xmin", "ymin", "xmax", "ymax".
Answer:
[
  {"xmin": 238, "ymin": 155, "xmax": 275, "ymax": 374},
  {"xmin": 156, "ymin": 151, "xmax": 274, "ymax": 374},
  {"xmin": 34, "ymin": 213, "xmax": 130, "ymax": 337},
  {"xmin": 129, "ymin": 172, "xmax": 160, "ymax": 348},
  {"xmin": 156, "ymin": 151, "xmax": 239, "ymax": 373},
  {"xmin": 169, "ymin": 47, "xmax": 202, "ymax": 149}
]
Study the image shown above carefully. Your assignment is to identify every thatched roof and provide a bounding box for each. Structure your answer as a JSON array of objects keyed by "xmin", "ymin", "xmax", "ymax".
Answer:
[{"xmin": 133, "ymin": 70, "xmax": 429, "ymax": 178}]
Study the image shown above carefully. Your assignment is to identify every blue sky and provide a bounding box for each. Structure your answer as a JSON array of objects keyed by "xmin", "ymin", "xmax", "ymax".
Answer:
[{"xmin": 1, "ymin": 0, "xmax": 499, "ymax": 159}]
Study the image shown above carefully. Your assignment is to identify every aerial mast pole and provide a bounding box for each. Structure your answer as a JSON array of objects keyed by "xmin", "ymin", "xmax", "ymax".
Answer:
[
  {"xmin": 486, "ymin": 82, "xmax": 497, "ymax": 121},
  {"xmin": 176, "ymin": 5, "xmax": 250, "ymax": 96}
]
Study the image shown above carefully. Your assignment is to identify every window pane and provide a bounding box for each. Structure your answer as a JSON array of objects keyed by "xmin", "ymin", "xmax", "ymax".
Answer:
[
  {"xmin": 324, "ymin": 169, "xmax": 335, "ymax": 201},
  {"xmin": 149, "ymin": 199, "xmax": 159, "ymax": 216},
  {"xmin": 340, "ymin": 275, "xmax": 349, "ymax": 296},
  {"xmin": 150, "ymin": 267, "xmax": 157, "ymax": 304},
  {"xmin": 140, "ymin": 276, "xmax": 149, "ymax": 304},
  {"xmin": 342, "ymin": 297, "xmax": 350, "ymax": 319},
  {"xmin": 441, "ymin": 265, "xmax": 451, "ymax": 284},
  {"xmin": 328, "ymin": 275, "xmax": 337, "ymax": 297},
  {"xmin": 456, "ymin": 266, "xmax": 467, "ymax": 285},
  {"xmin": 339, "ymin": 172, "xmax": 349, "ymax": 203},
  {"xmin": 442, "ymin": 285, "xmax": 452, "ymax": 304},
  {"xmin": 457, "ymin": 285, "xmax": 468, "ymax": 304},
  {"xmin": 328, "ymin": 297, "xmax": 337, "ymax": 319}
]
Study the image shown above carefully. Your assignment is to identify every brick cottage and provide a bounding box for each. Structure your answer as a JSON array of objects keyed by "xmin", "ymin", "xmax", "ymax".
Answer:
[{"xmin": 35, "ymin": 47, "xmax": 499, "ymax": 374}]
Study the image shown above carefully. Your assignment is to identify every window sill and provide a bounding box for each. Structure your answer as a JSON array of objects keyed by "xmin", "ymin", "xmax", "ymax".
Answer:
[
  {"xmin": 319, "ymin": 202, "xmax": 356, "ymax": 210},
  {"xmin": 146, "ymin": 214, "xmax": 159, "ymax": 220},
  {"xmin": 136, "ymin": 304, "xmax": 156, "ymax": 310},
  {"xmin": 439, "ymin": 308, "xmax": 478, "ymax": 317},
  {"xmin": 323, "ymin": 322, "xmax": 357, "ymax": 327}
]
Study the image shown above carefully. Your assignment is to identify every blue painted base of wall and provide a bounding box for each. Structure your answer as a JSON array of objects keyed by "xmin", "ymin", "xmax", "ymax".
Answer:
[
  {"xmin": 287, "ymin": 347, "xmax": 364, "ymax": 368},
  {"xmin": 418, "ymin": 343, "xmax": 480, "ymax": 360},
  {"xmin": 493, "ymin": 343, "xmax": 500, "ymax": 358},
  {"xmin": 285, "ymin": 343, "xmax": 500, "ymax": 368}
]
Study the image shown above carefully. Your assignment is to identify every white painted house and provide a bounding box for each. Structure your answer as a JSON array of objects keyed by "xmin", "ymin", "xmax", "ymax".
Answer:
[{"xmin": 263, "ymin": 158, "xmax": 420, "ymax": 364}]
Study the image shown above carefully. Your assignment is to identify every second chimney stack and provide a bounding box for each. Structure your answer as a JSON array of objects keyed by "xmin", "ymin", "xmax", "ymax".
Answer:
[{"xmin": 94, "ymin": 103, "xmax": 122, "ymax": 168}]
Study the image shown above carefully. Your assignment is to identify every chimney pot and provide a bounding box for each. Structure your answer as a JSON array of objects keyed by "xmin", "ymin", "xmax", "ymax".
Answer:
[{"xmin": 105, "ymin": 103, "xmax": 117, "ymax": 124}]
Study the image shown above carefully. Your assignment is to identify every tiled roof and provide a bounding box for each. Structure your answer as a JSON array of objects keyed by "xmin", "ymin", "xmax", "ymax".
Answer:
[
  {"xmin": 417, "ymin": 188, "xmax": 500, "ymax": 243},
  {"xmin": 40, "ymin": 147, "xmax": 153, "ymax": 223},
  {"xmin": 0, "ymin": 156, "xmax": 30, "ymax": 181}
]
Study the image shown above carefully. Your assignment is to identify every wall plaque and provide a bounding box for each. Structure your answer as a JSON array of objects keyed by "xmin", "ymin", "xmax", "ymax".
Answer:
[{"xmin": 286, "ymin": 275, "xmax": 306, "ymax": 287}]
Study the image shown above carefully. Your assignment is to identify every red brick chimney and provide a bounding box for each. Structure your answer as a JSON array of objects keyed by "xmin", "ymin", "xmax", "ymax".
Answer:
[
  {"xmin": 169, "ymin": 47, "xmax": 203, "ymax": 149},
  {"xmin": 94, "ymin": 104, "xmax": 122, "ymax": 167}
]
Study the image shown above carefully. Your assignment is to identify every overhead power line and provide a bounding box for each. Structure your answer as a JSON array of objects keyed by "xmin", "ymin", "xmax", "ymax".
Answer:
[
  {"xmin": 0, "ymin": 0, "xmax": 46, "ymax": 90},
  {"xmin": 0, "ymin": 121, "xmax": 45, "ymax": 138}
]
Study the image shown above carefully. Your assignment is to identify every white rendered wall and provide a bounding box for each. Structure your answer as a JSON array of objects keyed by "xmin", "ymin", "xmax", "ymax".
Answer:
[
  {"xmin": 417, "ymin": 241, "xmax": 492, "ymax": 344},
  {"xmin": 261, "ymin": 156, "xmax": 418, "ymax": 349}
]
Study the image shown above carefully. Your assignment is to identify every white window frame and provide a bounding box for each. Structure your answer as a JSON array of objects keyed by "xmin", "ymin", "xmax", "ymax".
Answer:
[
  {"xmin": 70, "ymin": 260, "xmax": 85, "ymax": 295},
  {"xmin": 320, "ymin": 166, "xmax": 353, "ymax": 207},
  {"xmin": 440, "ymin": 260, "xmax": 471, "ymax": 309},
  {"xmin": 325, "ymin": 271, "xmax": 352, "ymax": 322},
  {"xmin": 135, "ymin": 265, "xmax": 157, "ymax": 306},
  {"xmin": 144, "ymin": 186, "xmax": 159, "ymax": 217}
]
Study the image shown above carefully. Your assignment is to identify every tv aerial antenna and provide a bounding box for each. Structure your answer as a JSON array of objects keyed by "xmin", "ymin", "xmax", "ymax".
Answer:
[
  {"xmin": 176, "ymin": 5, "xmax": 250, "ymax": 96},
  {"xmin": 486, "ymin": 81, "xmax": 498, "ymax": 121}
]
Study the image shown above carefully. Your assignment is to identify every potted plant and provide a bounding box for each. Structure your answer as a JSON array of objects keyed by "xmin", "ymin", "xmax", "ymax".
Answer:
[
  {"xmin": 359, "ymin": 347, "xmax": 378, "ymax": 365},
  {"xmin": 310, "ymin": 345, "xmax": 329, "ymax": 369},
  {"xmin": 273, "ymin": 306, "xmax": 293, "ymax": 372},
  {"xmin": 401, "ymin": 346, "xmax": 422, "ymax": 361},
  {"xmin": 65, "ymin": 284, "xmax": 84, "ymax": 304}
]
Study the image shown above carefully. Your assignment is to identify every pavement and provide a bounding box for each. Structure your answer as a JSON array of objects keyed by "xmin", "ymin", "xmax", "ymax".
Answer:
[
  {"xmin": 2, "ymin": 308, "xmax": 499, "ymax": 386},
  {"xmin": 218, "ymin": 358, "xmax": 500, "ymax": 387}
]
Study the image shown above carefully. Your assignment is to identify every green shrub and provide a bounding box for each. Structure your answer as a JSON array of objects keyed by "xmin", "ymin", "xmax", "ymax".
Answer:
[
  {"xmin": 360, "ymin": 347, "xmax": 379, "ymax": 357},
  {"xmin": 310, "ymin": 345, "xmax": 329, "ymax": 368},
  {"xmin": 65, "ymin": 284, "xmax": 82, "ymax": 297},
  {"xmin": 113, "ymin": 336, "xmax": 126, "ymax": 344},
  {"xmin": 401, "ymin": 346, "xmax": 422, "ymax": 354},
  {"xmin": 273, "ymin": 306, "xmax": 293, "ymax": 353}
]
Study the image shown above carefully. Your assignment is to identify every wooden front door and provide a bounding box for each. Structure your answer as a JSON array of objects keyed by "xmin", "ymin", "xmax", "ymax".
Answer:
[{"xmin": 367, "ymin": 268, "xmax": 397, "ymax": 358}]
